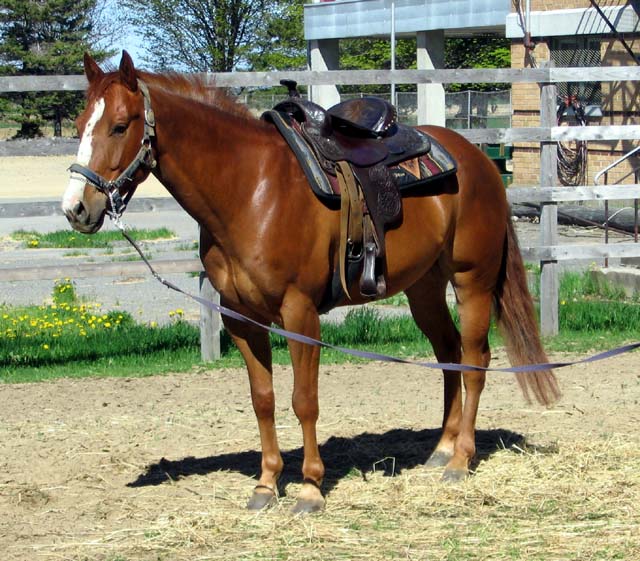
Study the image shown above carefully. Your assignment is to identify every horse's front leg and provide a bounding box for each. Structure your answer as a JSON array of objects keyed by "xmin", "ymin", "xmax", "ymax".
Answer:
[
  {"xmin": 282, "ymin": 296, "xmax": 325, "ymax": 513},
  {"xmin": 222, "ymin": 314, "xmax": 284, "ymax": 510}
]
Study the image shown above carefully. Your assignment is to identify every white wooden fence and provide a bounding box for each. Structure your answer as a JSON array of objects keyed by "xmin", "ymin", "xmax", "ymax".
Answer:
[{"xmin": 2, "ymin": 66, "xmax": 639, "ymax": 345}]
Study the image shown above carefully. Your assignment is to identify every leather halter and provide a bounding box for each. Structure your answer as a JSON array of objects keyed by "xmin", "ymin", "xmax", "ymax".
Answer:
[{"xmin": 68, "ymin": 79, "xmax": 156, "ymax": 219}]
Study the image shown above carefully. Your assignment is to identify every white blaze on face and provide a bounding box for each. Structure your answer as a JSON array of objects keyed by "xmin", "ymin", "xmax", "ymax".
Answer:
[{"xmin": 62, "ymin": 98, "xmax": 106, "ymax": 213}]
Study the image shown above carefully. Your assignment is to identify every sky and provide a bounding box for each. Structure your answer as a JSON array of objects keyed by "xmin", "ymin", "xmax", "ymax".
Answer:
[{"xmin": 102, "ymin": 1, "xmax": 145, "ymax": 66}]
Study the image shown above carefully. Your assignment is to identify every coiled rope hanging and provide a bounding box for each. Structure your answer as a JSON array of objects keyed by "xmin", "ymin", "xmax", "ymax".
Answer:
[{"xmin": 556, "ymin": 95, "xmax": 588, "ymax": 187}]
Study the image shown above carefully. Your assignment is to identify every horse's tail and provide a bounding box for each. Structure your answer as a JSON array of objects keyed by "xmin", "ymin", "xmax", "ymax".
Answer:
[{"xmin": 493, "ymin": 216, "xmax": 561, "ymax": 406}]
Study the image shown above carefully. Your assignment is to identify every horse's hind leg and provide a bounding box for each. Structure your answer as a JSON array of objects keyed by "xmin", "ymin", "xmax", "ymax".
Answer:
[
  {"xmin": 442, "ymin": 271, "xmax": 494, "ymax": 481},
  {"xmin": 223, "ymin": 314, "xmax": 284, "ymax": 510},
  {"xmin": 405, "ymin": 267, "xmax": 463, "ymax": 470}
]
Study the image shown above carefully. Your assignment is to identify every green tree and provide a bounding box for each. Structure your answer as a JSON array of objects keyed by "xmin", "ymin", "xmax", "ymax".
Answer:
[
  {"xmin": 121, "ymin": 0, "xmax": 274, "ymax": 72},
  {"xmin": 247, "ymin": 0, "xmax": 306, "ymax": 71},
  {"xmin": 445, "ymin": 36, "xmax": 511, "ymax": 92},
  {"xmin": 0, "ymin": 0, "xmax": 109, "ymax": 138},
  {"xmin": 339, "ymin": 36, "xmax": 511, "ymax": 94},
  {"xmin": 340, "ymin": 37, "xmax": 417, "ymax": 94}
]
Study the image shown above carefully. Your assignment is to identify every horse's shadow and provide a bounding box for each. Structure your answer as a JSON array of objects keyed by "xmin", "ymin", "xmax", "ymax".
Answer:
[{"xmin": 127, "ymin": 427, "xmax": 526, "ymax": 495}]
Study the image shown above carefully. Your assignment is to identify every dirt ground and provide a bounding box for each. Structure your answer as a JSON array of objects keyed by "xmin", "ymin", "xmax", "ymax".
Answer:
[
  {"xmin": 1, "ymin": 350, "xmax": 639, "ymax": 560},
  {"xmin": 1, "ymin": 151, "xmax": 639, "ymax": 559},
  {"xmin": 0, "ymin": 155, "xmax": 166, "ymax": 200}
]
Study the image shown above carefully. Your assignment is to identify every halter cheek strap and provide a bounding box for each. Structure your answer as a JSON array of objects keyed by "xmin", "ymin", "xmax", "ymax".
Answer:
[{"xmin": 68, "ymin": 79, "xmax": 157, "ymax": 220}]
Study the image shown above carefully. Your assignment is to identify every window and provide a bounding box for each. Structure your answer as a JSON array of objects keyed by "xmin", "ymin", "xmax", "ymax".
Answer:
[{"xmin": 550, "ymin": 37, "xmax": 602, "ymax": 106}]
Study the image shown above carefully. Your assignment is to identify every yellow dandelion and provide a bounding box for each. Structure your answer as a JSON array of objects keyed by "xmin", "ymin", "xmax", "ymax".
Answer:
[{"xmin": 42, "ymin": 344, "xmax": 49, "ymax": 350}]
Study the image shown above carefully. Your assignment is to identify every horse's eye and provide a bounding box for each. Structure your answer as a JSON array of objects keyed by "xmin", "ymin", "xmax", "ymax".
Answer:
[{"xmin": 111, "ymin": 123, "xmax": 128, "ymax": 136}]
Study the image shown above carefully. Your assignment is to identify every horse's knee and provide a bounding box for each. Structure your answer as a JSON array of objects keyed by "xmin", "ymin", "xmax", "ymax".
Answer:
[
  {"xmin": 251, "ymin": 387, "xmax": 276, "ymax": 419},
  {"xmin": 292, "ymin": 389, "xmax": 319, "ymax": 423}
]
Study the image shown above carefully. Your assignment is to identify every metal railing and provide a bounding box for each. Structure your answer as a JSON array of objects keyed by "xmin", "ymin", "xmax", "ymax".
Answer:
[{"xmin": 594, "ymin": 145, "xmax": 640, "ymax": 266}]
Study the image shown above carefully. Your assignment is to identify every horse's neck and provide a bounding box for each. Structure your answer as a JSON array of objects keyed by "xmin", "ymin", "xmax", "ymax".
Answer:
[{"xmin": 150, "ymin": 89, "xmax": 271, "ymax": 233}]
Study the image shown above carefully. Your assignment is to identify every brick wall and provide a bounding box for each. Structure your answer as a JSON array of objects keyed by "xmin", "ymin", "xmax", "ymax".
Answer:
[
  {"xmin": 509, "ymin": 1, "xmax": 640, "ymax": 185},
  {"xmin": 526, "ymin": 0, "xmax": 588, "ymax": 10}
]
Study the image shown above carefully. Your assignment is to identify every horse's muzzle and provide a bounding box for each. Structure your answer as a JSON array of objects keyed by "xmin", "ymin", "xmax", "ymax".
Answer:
[{"xmin": 64, "ymin": 202, "xmax": 105, "ymax": 234}]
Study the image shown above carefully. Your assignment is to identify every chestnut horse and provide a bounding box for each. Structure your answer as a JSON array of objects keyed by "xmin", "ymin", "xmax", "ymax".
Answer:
[{"xmin": 63, "ymin": 52, "xmax": 559, "ymax": 513}]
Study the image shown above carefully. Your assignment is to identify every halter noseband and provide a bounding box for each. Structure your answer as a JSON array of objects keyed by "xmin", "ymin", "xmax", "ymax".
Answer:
[{"xmin": 68, "ymin": 79, "xmax": 157, "ymax": 220}]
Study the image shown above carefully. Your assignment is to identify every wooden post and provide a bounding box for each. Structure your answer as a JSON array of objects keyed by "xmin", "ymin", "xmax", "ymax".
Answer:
[
  {"xmin": 199, "ymin": 272, "xmax": 221, "ymax": 361},
  {"xmin": 539, "ymin": 69, "xmax": 559, "ymax": 336}
]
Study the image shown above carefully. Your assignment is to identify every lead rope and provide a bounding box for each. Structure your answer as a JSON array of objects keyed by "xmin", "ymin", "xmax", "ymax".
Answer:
[{"xmin": 112, "ymin": 218, "xmax": 640, "ymax": 373}]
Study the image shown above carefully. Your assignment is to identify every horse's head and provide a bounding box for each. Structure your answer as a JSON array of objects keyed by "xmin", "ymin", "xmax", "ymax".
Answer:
[{"xmin": 62, "ymin": 51, "xmax": 155, "ymax": 233}]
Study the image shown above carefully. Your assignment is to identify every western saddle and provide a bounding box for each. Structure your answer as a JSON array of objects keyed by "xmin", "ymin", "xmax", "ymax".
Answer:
[{"xmin": 265, "ymin": 80, "xmax": 434, "ymax": 302}]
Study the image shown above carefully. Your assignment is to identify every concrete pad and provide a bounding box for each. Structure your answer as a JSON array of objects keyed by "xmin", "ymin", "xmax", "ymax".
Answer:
[{"xmin": 590, "ymin": 267, "xmax": 640, "ymax": 298}]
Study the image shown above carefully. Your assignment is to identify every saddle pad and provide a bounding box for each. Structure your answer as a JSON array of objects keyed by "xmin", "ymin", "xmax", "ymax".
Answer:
[{"xmin": 263, "ymin": 110, "xmax": 457, "ymax": 207}]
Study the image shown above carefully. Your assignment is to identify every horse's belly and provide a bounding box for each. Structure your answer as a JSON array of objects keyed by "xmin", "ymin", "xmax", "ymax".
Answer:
[{"xmin": 383, "ymin": 196, "xmax": 453, "ymax": 289}]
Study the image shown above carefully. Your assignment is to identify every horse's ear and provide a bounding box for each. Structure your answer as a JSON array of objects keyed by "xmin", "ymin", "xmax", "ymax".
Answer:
[
  {"xmin": 83, "ymin": 52, "xmax": 104, "ymax": 84},
  {"xmin": 119, "ymin": 50, "xmax": 138, "ymax": 92}
]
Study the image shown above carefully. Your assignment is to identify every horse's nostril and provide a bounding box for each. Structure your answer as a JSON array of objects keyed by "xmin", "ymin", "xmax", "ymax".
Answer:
[{"xmin": 73, "ymin": 200, "xmax": 86, "ymax": 219}]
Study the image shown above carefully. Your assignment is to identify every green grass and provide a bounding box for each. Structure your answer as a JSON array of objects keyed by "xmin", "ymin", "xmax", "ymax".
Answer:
[
  {"xmin": 1, "ymin": 271, "xmax": 638, "ymax": 383},
  {"xmin": 0, "ymin": 305, "xmax": 432, "ymax": 382},
  {"xmin": 0, "ymin": 305, "xmax": 198, "ymax": 367},
  {"xmin": 11, "ymin": 227, "xmax": 175, "ymax": 249}
]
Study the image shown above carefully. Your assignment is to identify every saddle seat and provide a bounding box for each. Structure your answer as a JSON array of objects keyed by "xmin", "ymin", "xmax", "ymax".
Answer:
[
  {"xmin": 273, "ymin": 88, "xmax": 430, "ymax": 169},
  {"xmin": 328, "ymin": 97, "xmax": 397, "ymax": 137}
]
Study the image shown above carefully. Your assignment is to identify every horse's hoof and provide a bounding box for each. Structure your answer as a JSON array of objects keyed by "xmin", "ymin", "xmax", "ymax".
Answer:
[
  {"xmin": 425, "ymin": 450, "xmax": 453, "ymax": 469},
  {"xmin": 441, "ymin": 468, "xmax": 467, "ymax": 483},
  {"xmin": 291, "ymin": 497, "xmax": 325, "ymax": 515},
  {"xmin": 247, "ymin": 488, "xmax": 277, "ymax": 511}
]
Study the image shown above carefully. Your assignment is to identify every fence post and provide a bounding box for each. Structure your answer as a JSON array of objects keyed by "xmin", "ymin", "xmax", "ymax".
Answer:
[
  {"xmin": 539, "ymin": 67, "xmax": 559, "ymax": 336},
  {"xmin": 199, "ymin": 271, "xmax": 221, "ymax": 361}
]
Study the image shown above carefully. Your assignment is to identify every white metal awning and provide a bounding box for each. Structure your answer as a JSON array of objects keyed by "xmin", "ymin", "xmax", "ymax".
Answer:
[{"xmin": 304, "ymin": 0, "xmax": 510, "ymax": 40}]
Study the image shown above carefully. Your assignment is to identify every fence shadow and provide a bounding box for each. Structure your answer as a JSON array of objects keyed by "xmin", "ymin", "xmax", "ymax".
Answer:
[{"xmin": 127, "ymin": 427, "xmax": 525, "ymax": 495}]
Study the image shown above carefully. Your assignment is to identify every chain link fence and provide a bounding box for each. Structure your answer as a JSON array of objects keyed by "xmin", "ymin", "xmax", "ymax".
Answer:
[
  {"xmin": 240, "ymin": 90, "xmax": 511, "ymax": 129},
  {"xmin": 445, "ymin": 90, "xmax": 512, "ymax": 129}
]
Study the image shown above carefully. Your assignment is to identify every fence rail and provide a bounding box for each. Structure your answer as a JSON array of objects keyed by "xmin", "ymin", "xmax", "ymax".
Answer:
[
  {"xmin": 8, "ymin": 124, "xmax": 637, "ymax": 149},
  {"xmin": 506, "ymin": 185, "xmax": 640, "ymax": 204},
  {"xmin": 2, "ymin": 66, "xmax": 640, "ymax": 343},
  {"xmin": 0, "ymin": 257, "xmax": 203, "ymax": 283},
  {"xmin": 3, "ymin": 66, "xmax": 640, "ymax": 93}
]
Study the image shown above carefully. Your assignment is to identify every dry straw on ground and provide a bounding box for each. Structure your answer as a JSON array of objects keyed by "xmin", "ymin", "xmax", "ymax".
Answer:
[
  {"xmin": 68, "ymin": 438, "xmax": 637, "ymax": 561},
  {"xmin": 1, "ymin": 356, "xmax": 639, "ymax": 560}
]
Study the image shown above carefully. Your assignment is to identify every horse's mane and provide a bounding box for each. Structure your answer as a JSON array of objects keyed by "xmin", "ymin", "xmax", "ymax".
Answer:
[
  {"xmin": 87, "ymin": 68, "xmax": 257, "ymax": 122},
  {"xmin": 137, "ymin": 71, "xmax": 256, "ymax": 121}
]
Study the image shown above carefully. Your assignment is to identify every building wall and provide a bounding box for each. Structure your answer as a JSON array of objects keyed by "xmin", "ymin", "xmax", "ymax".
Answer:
[
  {"xmin": 510, "ymin": 0, "xmax": 640, "ymax": 186},
  {"xmin": 528, "ymin": 0, "xmax": 586, "ymax": 9}
]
